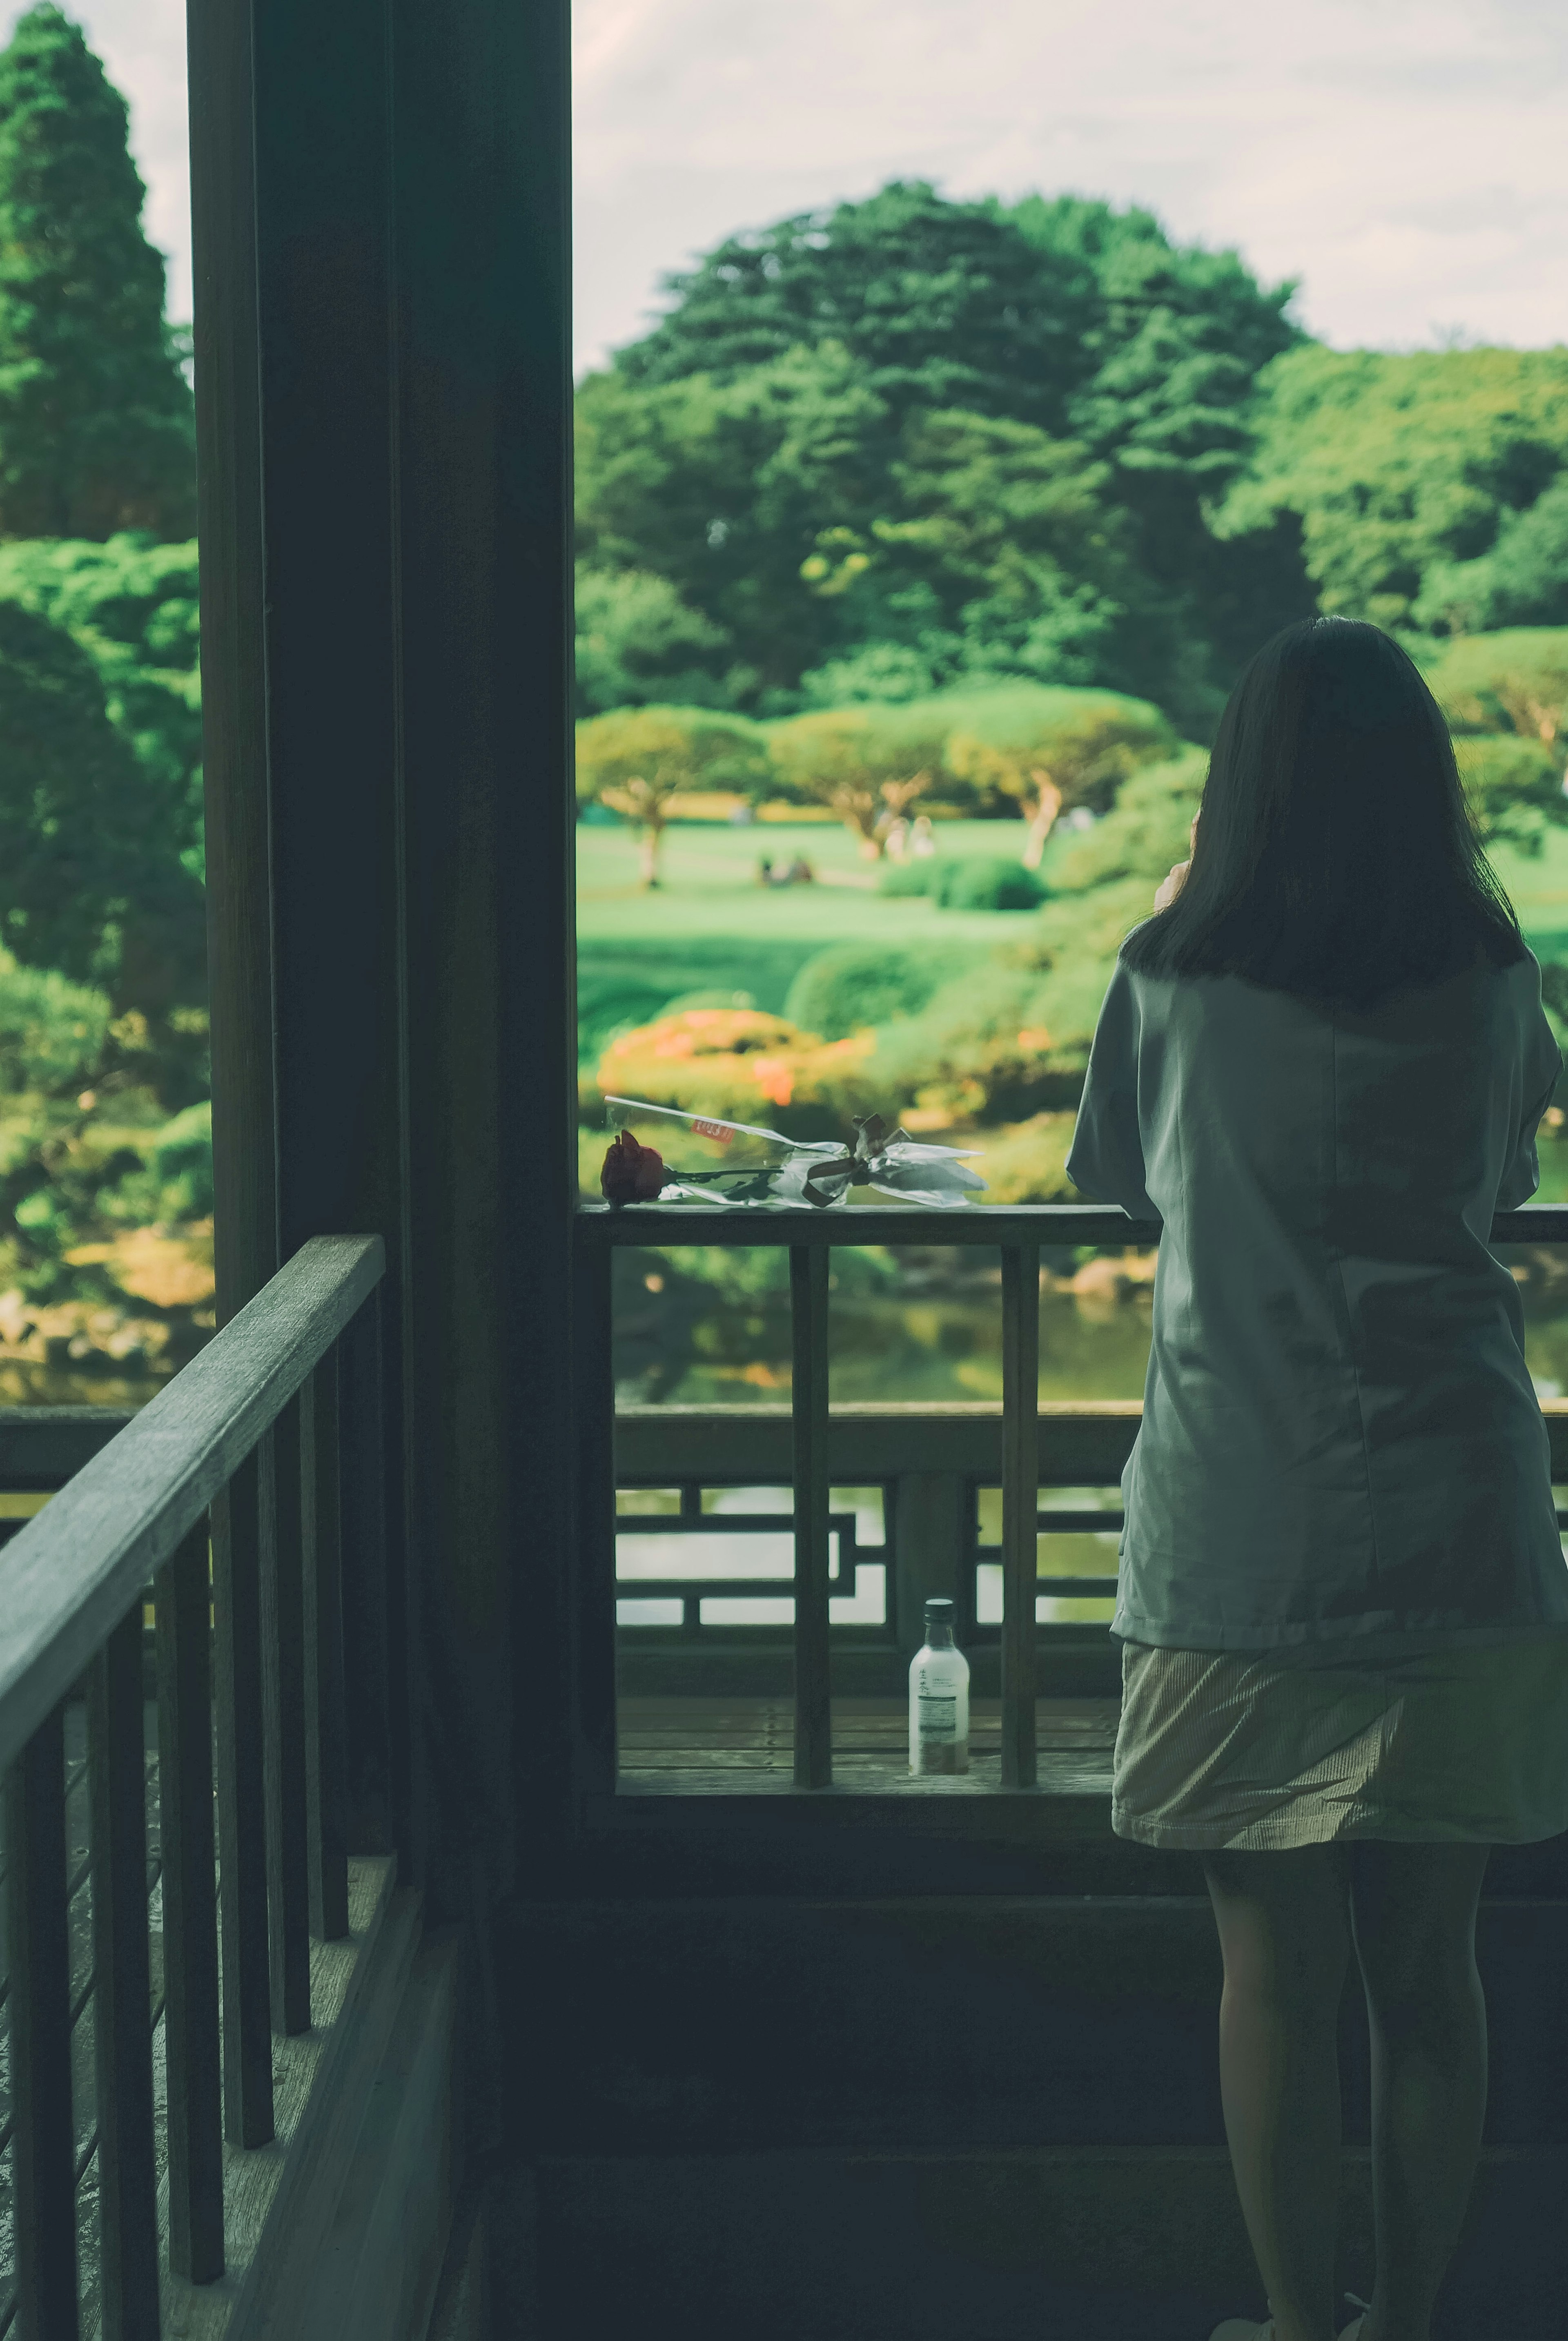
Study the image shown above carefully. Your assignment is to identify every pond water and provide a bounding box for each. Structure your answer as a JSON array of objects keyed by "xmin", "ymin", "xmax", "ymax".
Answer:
[{"xmin": 610, "ymin": 1238, "xmax": 1568, "ymax": 1410}]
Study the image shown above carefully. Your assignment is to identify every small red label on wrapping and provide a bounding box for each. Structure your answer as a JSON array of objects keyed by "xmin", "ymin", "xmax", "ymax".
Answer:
[{"xmin": 691, "ymin": 1118, "xmax": 734, "ymax": 1145}]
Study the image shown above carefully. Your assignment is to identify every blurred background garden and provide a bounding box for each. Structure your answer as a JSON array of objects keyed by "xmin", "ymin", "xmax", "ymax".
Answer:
[{"xmin": 3, "ymin": 3, "xmax": 1568, "ymax": 1408}]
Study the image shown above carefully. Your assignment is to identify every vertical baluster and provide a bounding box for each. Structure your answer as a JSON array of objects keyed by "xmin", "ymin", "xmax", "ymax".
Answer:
[
  {"xmin": 303, "ymin": 1352, "xmax": 350, "ymax": 1940},
  {"xmin": 3, "ymin": 1703, "xmax": 80, "ymax": 2340},
  {"xmin": 338, "ymin": 1291, "xmax": 393, "ymax": 1857},
  {"xmin": 791, "ymin": 1244, "xmax": 832, "ymax": 1789},
  {"xmin": 88, "ymin": 1606, "xmax": 160, "ymax": 2339},
  {"xmin": 211, "ymin": 1452, "xmax": 274, "ymax": 2145},
  {"xmin": 155, "ymin": 1523, "xmax": 224, "ymax": 2282},
  {"xmin": 261, "ymin": 1401, "xmax": 311, "ymax": 2031},
  {"xmin": 893, "ymin": 1472, "xmax": 967, "ymax": 1657},
  {"xmin": 573, "ymin": 1233, "xmax": 618, "ymax": 1797},
  {"xmin": 1000, "ymin": 1243, "xmax": 1040, "ymax": 1788}
]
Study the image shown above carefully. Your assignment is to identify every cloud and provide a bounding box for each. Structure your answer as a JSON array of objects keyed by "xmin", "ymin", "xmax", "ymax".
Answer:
[
  {"xmin": 10, "ymin": 1, "xmax": 1564, "ymax": 373},
  {"xmin": 572, "ymin": 0, "xmax": 1568, "ymax": 369}
]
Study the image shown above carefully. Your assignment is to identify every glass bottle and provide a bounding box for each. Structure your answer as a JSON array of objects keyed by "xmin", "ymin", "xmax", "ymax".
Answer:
[{"xmin": 909, "ymin": 1596, "xmax": 969, "ymax": 1775}]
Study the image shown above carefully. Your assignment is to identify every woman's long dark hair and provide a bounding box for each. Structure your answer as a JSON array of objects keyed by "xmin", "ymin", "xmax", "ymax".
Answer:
[{"xmin": 1117, "ymin": 616, "xmax": 1527, "ymax": 1012}]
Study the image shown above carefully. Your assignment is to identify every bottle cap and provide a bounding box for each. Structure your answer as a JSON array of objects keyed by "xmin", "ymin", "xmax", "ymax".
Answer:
[{"xmin": 924, "ymin": 1598, "xmax": 955, "ymax": 1622}]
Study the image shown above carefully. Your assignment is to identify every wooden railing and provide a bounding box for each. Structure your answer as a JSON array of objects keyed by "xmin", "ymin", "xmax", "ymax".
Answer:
[
  {"xmin": 610, "ymin": 1402, "xmax": 1132, "ymax": 1703},
  {"xmin": 0, "ymin": 1234, "xmax": 388, "ymax": 2341},
  {"xmin": 576, "ymin": 1199, "xmax": 1568, "ymax": 1794}
]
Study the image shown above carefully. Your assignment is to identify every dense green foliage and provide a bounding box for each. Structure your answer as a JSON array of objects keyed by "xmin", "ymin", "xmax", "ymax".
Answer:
[
  {"xmin": 1421, "ymin": 628, "xmax": 1568, "ymax": 749},
  {"xmin": 574, "ymin": 560, "xmax": 736, "ymax": 716},
  {"xmin": 0, "ymin": 7, "xmax": 194, "ymax": 539},
  {"xmin": 0, "ymin": 548, "xmax": 205, "ymax": 1041},
  {"xmin": 578, "ymin": 182, "xmax": 1568, "ymax": 742},
  {"xmin": 0, "ymin": 598, "xmax": 201, "ymax": 1007},
  {"xmin": 0, "ymin": 532, "xmax": 203, "ymax": 866},
  {"xmin": 0, "ymin": 948, "xmax": 209, "ymax": 1349},
  {"xmin": 1217, "ymin": 346, "xmax": 1568, "ymax": 634},
  {"xmin": 577, "ymin": 181, "xmax": 1315, "ymax": 734},
  {"xmin": 782, "ymin": 942, "xmax": 976, "ymax": 1039}
]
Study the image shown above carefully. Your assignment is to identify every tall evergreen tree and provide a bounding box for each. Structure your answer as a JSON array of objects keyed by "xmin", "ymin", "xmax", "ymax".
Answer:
[{"xmin": 0, "ymin": 5, "xmax": 194, "ymax": 539}]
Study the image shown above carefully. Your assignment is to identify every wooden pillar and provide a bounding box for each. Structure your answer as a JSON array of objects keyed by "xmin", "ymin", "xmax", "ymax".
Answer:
[
  {"xmin": 188, "ymin": 0, "xmax": 577, "ymax": 2205},
  {"xmin": 248, "ymin": 0, "xmax": 423, "ymax": 1887},
  {"xmin": 187, "ymin": 0, "xmax": 278, "ymax": 1324},
  {"xmin": 388, "ymin": 0, "xmax": 578, "ymax": 1867}
]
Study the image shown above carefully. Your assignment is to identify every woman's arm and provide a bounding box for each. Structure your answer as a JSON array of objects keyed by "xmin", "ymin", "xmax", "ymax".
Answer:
[
  {"xmin": 1064, "ymin": 958, "xmax": 1161, "ymax": 1224},
  {"xmin": 1063, "ymin": 834, "xmax": 1195, "ymax": 1220}
]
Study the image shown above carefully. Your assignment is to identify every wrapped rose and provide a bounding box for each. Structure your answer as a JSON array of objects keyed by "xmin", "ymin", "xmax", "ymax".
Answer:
[
  {"xmin": 601, "ymin": 1128, "xmax": 668, "ymax": 1205},
  {"xmin": 602, "ymin": 1095, "xmax": 985, "ymax": 1208}
]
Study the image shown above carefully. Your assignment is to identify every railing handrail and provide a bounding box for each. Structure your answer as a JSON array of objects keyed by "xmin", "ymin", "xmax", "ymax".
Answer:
[
  {"xmin": 575, "ymin": 1199, "xmax": 1568, "ymax": 1248},
  {"xmin": 0, "ymin": 1232, "xmax": 385, "ymax": 1775}
]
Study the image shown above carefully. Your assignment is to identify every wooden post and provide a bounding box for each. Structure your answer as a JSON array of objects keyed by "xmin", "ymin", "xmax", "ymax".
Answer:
[
  {"xmin": 211, "ymin": 1451, "xmax": 275, "ymax": 2144},
  {"xmin": 189, "ymin": 0, "xmax": 280, "ymax": 1339},
  {"xmin": 2, "ymin": 1704, "xmax": 80, "ymax": 2339},
  {"xmin": 155, "ymin": 1523, "xmax": 225, "ymax": 2283},
  {"xmin": 573, "ymin": 1234, "xmax": 618, "ymax": 1799},
  {"xmin": 1000, "ymin": 1244, "xmax": 1040, "ymax": 1788},
  {"xmin": 302, "ymin": 1353, "xmax": 350, "ymax": 1941},
  {"xmin": 338, "ymin": 1291, "xmax": 394, "ymax": 1857},
  {"xmin": 261, "ymin": 1402, "xmax": 312, "ymax": 2033},
  {"xmin": 892, "ymin": 1472, "xmax": 968, "ymax": 1656},
  {"xmin": 88, "ymin": 1606, "xmax": 161, "ymax": 2339},
  {"xmin": 791, "ymin": 1246, "xmax": 832, "ymax": 1789}
]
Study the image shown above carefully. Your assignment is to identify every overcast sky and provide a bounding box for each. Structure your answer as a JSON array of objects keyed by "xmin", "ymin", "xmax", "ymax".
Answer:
[{"xmin": 31, "ymin": 0, "xmax": 1568, "ymax": 374}]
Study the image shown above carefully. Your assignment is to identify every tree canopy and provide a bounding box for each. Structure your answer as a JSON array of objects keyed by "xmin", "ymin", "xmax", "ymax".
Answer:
[
  {"xmin": 614, "ymin": 180, "xmax": 1100, "ymax": 436},
  {"xmin": 0, "ymin": 595, "xmax": 205, "ymax": 1015},
  {"xmin": 0, "ymin": 6, "xmax": 195, "ymax": 539},
  {"xmin": 577, "ymin": 180, "xmax": 1315, "ymax": 735},
  {"xmin": 0, "ymin": 532, "xmax": 203, "ymax": 863},
  {"xmin": 1215, "ymin": 345, "xmax": 1568, "ymax": 634}
]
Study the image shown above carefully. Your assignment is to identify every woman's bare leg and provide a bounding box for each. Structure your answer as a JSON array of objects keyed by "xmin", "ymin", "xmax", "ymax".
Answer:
[
  {"xmin": 1346, "ymin": 1839, "xmax": 1491, "ymax": 2341},
  {"xmin": 1202, "ymin": 1842, "xmax": 1354, "ymax": 2341}
]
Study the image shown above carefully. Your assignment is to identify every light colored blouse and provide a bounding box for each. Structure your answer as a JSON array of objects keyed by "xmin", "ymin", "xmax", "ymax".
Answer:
[{"xmin": 1064, "ymin": 936, "xmax": 1568, "ymax": 1661}]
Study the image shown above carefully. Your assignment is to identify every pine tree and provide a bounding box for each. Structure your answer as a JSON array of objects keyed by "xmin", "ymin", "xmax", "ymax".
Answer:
[{"xmin": 0, "ymin": 5, "xmax": 195, "ymax": 539}]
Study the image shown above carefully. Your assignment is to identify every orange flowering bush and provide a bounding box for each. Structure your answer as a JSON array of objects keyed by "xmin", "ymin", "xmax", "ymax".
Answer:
[{"xmin": 595, "ymin": 1007, "xmax": 877, "ymax": 1128}]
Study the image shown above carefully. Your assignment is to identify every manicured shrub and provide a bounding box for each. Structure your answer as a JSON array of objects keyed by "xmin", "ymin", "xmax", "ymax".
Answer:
[
  {"xmin": 784, "ymin": 945, "xmax": 958, "ymax": 1039},
  {"xmin": 876, "ymin": 859, "xmax": 933, "ymax": 897},
  {"xmin": 595, "ymin": 1006, "xmax": 878, "ymax": 1132},
  {"xmin": 931, "ymin": 858, "xmax": 1046, "ymax": 911}
]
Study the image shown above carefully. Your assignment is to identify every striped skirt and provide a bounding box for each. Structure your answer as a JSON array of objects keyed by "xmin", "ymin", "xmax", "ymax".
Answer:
[{"xmin": 1111, "ymin": 1630, "xmax": 1568, "ymax": 1851}]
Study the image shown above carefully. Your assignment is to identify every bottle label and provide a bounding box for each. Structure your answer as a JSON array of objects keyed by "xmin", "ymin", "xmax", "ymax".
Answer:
[{"xmin": 917, "ymin": 1694, "xmax": 958, "ymax": 1741}]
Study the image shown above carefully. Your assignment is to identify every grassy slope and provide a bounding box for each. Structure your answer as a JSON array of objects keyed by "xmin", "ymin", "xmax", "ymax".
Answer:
[
  {"xmin": 575, "ymin": 812, "xmax": 1568, "ymax": 1202},
  {"xmin": 576, "ymin": 815, "xmax": 1067, "ymax": 1036},
  {"xmin": 579, "ymin": 808, "xmax": 1568, "ymax": 973}
]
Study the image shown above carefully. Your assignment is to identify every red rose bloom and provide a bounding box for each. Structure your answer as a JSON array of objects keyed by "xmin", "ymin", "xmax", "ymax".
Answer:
[{"xmin": 601, "ymin": 1129, "xmax": 666, "ymax": 1204}]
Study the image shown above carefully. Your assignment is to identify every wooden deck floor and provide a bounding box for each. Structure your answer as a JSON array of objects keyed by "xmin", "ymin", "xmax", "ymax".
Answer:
[{"xmin": 615, "ymin": 1696, "xmax": 1122, "ymax": 1795}]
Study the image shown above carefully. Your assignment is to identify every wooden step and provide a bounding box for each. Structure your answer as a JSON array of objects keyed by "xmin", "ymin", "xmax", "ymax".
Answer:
[
  {"xmin": 510, "ymin": 1896, "xmax": 1568, "ymax": 2156},
  {"xmin": 528, "ymin": 2143, "xmax": 1568, "ymax": 2341},
  {"xmin": 600, "ymin": 1697, "xmax": 1568, "ymax": 1896}
]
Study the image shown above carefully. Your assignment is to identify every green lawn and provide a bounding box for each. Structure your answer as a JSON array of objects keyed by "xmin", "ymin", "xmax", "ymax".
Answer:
[
  {"xmin": 576, "ymin": 814, "xmax": 1070, "ymax": 1049},
  {"xmin": 574, "ymin": 812, "xmax": 1568, "ymax": 1060},
  {"xmin": 575, "ymin": 815, "xmax": 1069, "ymax": 945}
]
